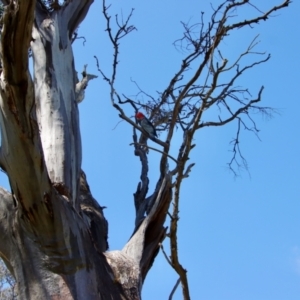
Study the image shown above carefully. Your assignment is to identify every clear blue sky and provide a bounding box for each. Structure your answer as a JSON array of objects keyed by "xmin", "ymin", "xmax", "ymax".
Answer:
[{"xmin": 1, "ymin": 1, "xmax": 300, "ymax": 299}]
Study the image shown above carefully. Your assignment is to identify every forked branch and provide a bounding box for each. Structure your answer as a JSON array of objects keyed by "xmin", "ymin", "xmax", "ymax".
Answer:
[{"xmin": 99, "ymin": 0, "xmax": 290, "ymax": 299}]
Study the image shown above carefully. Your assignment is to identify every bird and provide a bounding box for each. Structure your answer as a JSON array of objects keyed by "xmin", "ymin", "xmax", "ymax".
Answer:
[{"xmin": 135, "ymin": 112, "xmax": 157, "ymax": 139}]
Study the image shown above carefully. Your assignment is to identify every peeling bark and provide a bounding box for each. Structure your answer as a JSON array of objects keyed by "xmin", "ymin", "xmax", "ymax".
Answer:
[
  {"xmin": 32, "ymin": 16, "xmax": 81, "ymax": 203},
  {"xmin": 0, "ymin": 1, "xmax": 167, "ymax": 298},
  {"xmin": 0, "ymin": 1, "xmax": 129, "ymax": 299}
]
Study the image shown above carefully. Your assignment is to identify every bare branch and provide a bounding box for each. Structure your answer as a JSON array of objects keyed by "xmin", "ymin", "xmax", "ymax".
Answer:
[
  {"xmin": 169, "ymin": 174, "xmax": 190, "ymax": 299},
  {"xmin": 228, "ymin": 118, "xmax": 249, "ymax": 176},
  {"xmin": 199, "ymin": 86, "xmax": 264, "ymax": 128},
  {"xmin": 160, "ymin": 243, "xmax": 172, "ymax": 266},
  {"xmin": 123, "ymin": 173, "xmax": 172, "ymax": 281},
  {"xmin": 132, "ymin": 127, "xmax": 150, "ymax": 228},
  {"xmin": 169, "ymin": 278, "xmax": 181, "ymax": 300},
  {"xmin": 100, "ymin": 1, "xmax": 290, "ymax": 298},
  {"xmin": 225, "ymin": 0, "xmax": 291, "ymax": 32},
  {"xmin": 182, "ymin": 163, "xmax": 195, "ymax": 179},
  {"xmin": 101, "ymin": 0, "xmax": 136, "ymax": 106},
  {"xmin": 130, "ymin": 143, "xmax": 178, "ymax": 163},
  {"xmin": 71, "ymin": 29, "xmax": 87, "ymax": 45}
]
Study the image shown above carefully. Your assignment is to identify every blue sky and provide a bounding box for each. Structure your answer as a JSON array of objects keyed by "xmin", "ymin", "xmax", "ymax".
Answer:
[{"xmin": 1, "ymin": 0, "xmax": 300, "ymax": 299}]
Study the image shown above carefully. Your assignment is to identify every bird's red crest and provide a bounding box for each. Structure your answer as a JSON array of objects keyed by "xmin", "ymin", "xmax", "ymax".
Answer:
[{"xmin": 136, "ymin": 112, "xmax": 145, "ymax": 119}]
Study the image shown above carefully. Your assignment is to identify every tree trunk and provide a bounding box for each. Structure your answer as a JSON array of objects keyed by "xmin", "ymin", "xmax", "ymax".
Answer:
[{"xmin": 0, "ymin": 1, "xmax": 170, "ymax": 299}]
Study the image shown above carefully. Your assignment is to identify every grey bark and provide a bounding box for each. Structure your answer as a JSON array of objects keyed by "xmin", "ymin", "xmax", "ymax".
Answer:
[{"xmin": 0, "ymin": 1, "xmax": 167, "ymax": 299}]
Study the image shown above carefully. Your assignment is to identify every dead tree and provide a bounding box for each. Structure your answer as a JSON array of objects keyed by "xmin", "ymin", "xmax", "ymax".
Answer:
[{"xmin": 0, "ymin": 0, "xmax": 290, "ymax": 299}]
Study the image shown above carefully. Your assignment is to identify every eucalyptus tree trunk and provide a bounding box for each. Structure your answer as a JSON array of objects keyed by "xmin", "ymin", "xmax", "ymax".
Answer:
[{"xmin": 0, "ymin": 1, "xmax": 169, "ymax": 299}]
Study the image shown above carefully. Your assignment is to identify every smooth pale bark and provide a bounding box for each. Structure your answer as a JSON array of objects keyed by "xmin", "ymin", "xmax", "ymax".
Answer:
[
  {"xmin": 32, "ymin": 12, "xmax": 81, "ymax": 204},
  {"xmin": 0, "ymin": 1, "xmax": 169, "ymax": 299}
]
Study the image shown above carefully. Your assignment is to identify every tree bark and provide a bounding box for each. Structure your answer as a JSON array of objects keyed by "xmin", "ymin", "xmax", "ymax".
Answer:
[{"xmin": 0, "ymin": 1, "xmax": 167, "ymax": 299}]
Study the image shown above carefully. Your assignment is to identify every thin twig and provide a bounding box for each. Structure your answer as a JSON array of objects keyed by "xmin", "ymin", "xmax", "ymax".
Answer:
[
  {"xmin": 129, "ymin": 143, "xmax": 177, "ymax": 163},
  {"xmin": 160, "ymin": 243, "xmax": 172, "ymax": 266},
  {"xmin": 169, "ymin": 278, "xmax": 181, "ymax": 300}
]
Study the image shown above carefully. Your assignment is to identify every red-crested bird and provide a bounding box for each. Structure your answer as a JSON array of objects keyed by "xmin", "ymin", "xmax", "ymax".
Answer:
[{"xmin": 135, "ymin": 112, "xmax": 157, "ymax": 138}]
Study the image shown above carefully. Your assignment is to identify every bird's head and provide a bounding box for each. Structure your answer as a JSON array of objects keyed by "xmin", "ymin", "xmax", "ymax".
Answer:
[{"xmin": 135, "ymin": 112, "xmax": 145, "ymax": 120}]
